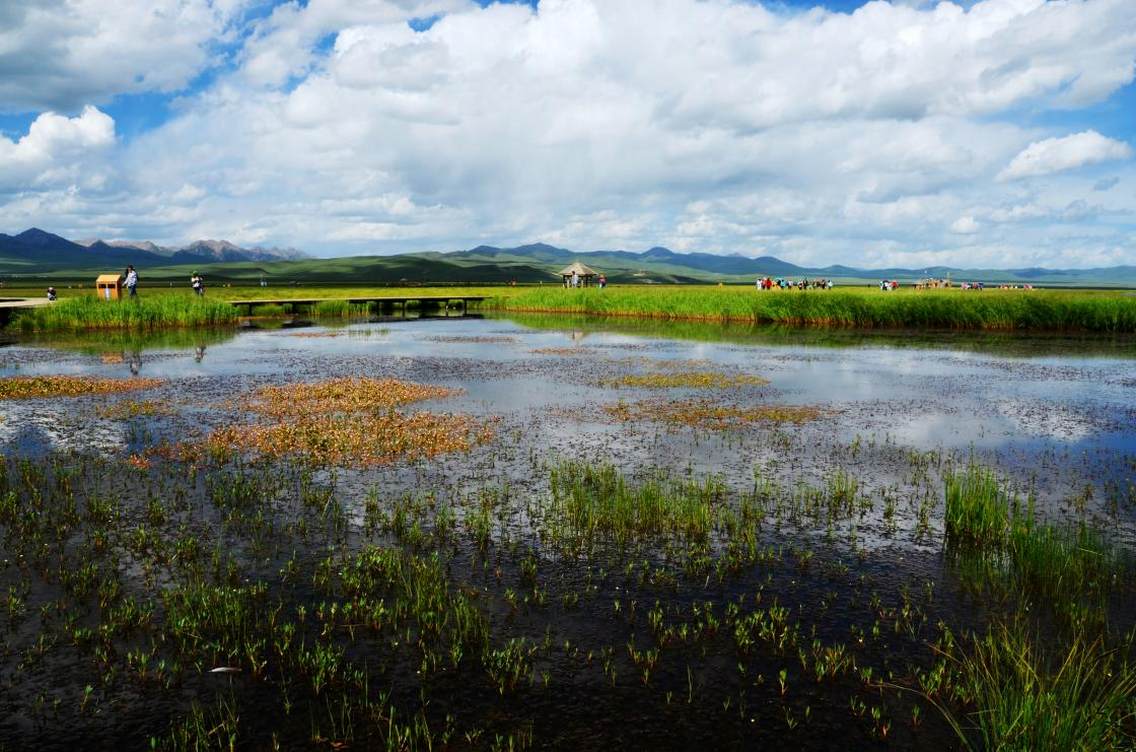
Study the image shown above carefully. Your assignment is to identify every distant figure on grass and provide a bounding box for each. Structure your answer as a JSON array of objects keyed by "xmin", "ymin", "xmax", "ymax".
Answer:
[
  {"xmin": 191, "ymin": 272, "xmax": 204, "ymax": 296},
  {"xmin": 46, "ymin": 287, "xmax": 57, "ymax": 301},
  {"xmin": 124, "ymin": 265, "xmax": 139, "ymax": 298},
  {"xmin": 571, "ymin": 270, "xmax": 579, "ymax": 288},
  {"xmin": 598, "ymin": 274, "xmax": 607, "ymax": 288}
]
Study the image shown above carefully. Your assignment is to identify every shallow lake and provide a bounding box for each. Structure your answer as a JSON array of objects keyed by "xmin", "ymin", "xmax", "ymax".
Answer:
[{"xmin": 3, "ymin": 314, "xmax": 1134, "ymax": 507}]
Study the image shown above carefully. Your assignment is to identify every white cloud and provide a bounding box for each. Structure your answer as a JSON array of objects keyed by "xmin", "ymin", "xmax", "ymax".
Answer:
[
  {"xmin": 999, "ymin": 131, "xmax": 1134, "ymax": 181},
  {"xmin": 0, "ymin": 106, "xmax": 116, "ymax": 191},
  {"xmin": 0, "ymin": 0, "xmax": 247, "ymax": 113},
  {"xmin": 2, "ymin": 0, "xmax": 1136, "ymax": 269},
  {"xmin": 950, "ymin": 216, "xmax": 980, "ymax": 234}
]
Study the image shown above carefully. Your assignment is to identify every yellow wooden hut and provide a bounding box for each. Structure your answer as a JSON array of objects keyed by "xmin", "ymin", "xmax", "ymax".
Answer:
[{"xmin": 96, "ymin": 273, "xmax": 123, "ymax": 300}]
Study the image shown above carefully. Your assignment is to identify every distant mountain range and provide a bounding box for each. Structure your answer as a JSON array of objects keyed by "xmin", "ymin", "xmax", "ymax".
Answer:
[
  {"xmin": 0, "ymin": 228, "xmax": 306, "ymax": 274},
  {"xmin": 422, "ymin": 242, "xmax": 1136, "ymax": 287},
  {"xmin": 2, "ymin": 229, "xmax": 1134, "ymax": 287}
]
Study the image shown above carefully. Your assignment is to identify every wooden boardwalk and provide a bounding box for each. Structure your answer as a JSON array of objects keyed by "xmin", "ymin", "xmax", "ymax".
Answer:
[
  {"xmin": 226, "ymin": 295, "xmax": 486, "ymax": 316},
  {"xmin": 0, "ymin": 298, "xmax": 51, "ymax": 326}
]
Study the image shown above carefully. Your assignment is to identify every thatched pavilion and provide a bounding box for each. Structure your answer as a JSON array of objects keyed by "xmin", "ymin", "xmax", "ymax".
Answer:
[{"xmin": 559, "ymin": 261, "xmax": 599, "ymax": 287}]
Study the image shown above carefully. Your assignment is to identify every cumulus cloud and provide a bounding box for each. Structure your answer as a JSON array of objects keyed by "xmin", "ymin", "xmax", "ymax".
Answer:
[
  {"xmin": 950, "ymin": 216, "xmax": 980, "ymax": 234},
  {"xmin": 2, "ymin": 0, "xmax": 1136, "ymax": 268},
  {"xmin": 0, "ymin": 0, "xmax": 246, "ymax": 113},
  {"xmin": 0, "ymin": 106, "xmax": 116, "ymax": 191},
  {"xmin": 999, "ymin": 131, "xmax": 1134, "ymax": 181}
]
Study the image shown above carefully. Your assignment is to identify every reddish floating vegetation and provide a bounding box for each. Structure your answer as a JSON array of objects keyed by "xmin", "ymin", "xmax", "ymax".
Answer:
[
  {"xmin": 127, "ymin": 452, "xmax": 152, "ymax": 470},
  {"xmin": 242, "ymin": 377, "xmax": 460, "ymax": 418},
  {"xmin": 204, "ymin": 412, "xmax": 495, "ymax": 466},
  {"xmin": 0, "ymin": 375, "xmax": 163, "ymax": 400},
  {"xmin": 604, "ymin": 398, "xmax": 823, "ymax": 429},
  {"xmin": 96, "ymin": 399, "xmax": 177, "ymax": 419},
  {"xmin": 182, "ymin": 376, "xmax": 495, "ymax": 467}
]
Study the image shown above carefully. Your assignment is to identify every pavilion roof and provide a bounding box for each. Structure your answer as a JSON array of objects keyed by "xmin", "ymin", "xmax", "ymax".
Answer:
[{"xmin": 558, "ymin": 261, "xmax": 599, "ymax": 276}]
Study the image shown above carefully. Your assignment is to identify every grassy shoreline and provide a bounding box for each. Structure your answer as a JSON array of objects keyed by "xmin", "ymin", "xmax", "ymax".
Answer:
[
  {"xmin": 6, "ymin": 294, "xmax": 238, "ymax": 332},
  {"xmin": 6, "ymin": 285, "xmax": 1136, "ymax": 333},
  {"xmin": 490, "ymin": 287, "xmax": 1136, "ymax": 333}
]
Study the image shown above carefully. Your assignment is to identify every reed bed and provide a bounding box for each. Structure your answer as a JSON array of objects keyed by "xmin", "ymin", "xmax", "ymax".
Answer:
[
  {"xmin": 10, "ymin": 294, "xmax": 238, "ymax": 332},
  {"xmin": 0, "ymin": 374, "xmax": 163, "ymax": 400},
  {"xmin": 492, "ymin": 287, "xmax": 1136, "ymax": 332}
]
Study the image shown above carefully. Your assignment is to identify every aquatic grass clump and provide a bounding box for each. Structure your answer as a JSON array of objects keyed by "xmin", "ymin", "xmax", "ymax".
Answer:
[
  {"xmin": 335, "ymin": 546, "xmax": 489, "ymax": 651},
  {"xmin": 0, "ymin": 374, "xmax": 164, "ymax": 400},
  {"xmin": 944, "ymin": 465, "xmax": 1020, "ymax": 548},
  {"xmin": 604, "ymin": 398, "xmax": 822, "ymax": 430},
  {"xmin": 602, "ymin": 371, "xmax": 769, "ymax": 389},
  {"xmin": 945, "ymin": 464, "xmax": 1126, "ymax": 628},
  {"xmin": 1009, "ymin": 523, "xmax": 1116, "ymax": 605},
  {"xmin": 548, "ymin": 461, "xmax": 722, "ymax": 544},
  {"xmin": 942, "ymin": 622, "xmax": 1136, "ymax": 752},
  {"xmin": 205, "ymin": 412, "xmax": 494, "ymax": 467},
  {"xmin": 243, "ymin": 377, "xmax": 460, "ymax": 418},
  {"xmin": 10, "ymin": 295, "xmax": 238, "ymax": 332},
  {"xmin": 312, "ymin": 299, "xmax": 371, "ymax": 317},
  {"xmin": 249, "ymin": 303, "xmax": 286, "ymax": 316}
]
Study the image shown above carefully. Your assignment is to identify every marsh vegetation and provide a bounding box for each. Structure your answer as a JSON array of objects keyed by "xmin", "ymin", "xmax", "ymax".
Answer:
[{"xmin": 0, "ymin": 315, "xmax": 1133, "ymax": 750}]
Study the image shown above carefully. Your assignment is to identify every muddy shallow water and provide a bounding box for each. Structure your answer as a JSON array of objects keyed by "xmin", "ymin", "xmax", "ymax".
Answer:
[
  {"xmin": 1, "ymin": 314, "xmax": 1134, "ymax": 750},
  {"xmin": 3, "ymin": 315, "xmax": 1134, "ymax": 504}
]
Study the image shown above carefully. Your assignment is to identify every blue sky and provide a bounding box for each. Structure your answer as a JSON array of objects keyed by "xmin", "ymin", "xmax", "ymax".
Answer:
[{"xmin": 1, "ymin": 0, "xmax": 1134, "ymax": 268}]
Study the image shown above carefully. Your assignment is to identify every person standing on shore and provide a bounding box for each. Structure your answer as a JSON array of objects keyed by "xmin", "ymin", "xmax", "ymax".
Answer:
[{"xmin": 124, "ymin": 265, "xmax": 138, "ymax": 298}]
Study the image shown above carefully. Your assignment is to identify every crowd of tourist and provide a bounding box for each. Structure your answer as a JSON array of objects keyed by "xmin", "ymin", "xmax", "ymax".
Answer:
[{"xmin": 756, "ymin": 277, "xmax": 834, "ymax": 290}]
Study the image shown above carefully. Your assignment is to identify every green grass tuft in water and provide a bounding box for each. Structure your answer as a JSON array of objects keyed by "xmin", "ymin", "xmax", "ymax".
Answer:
[{"xmin": 10, "ymin": 295, "xmax": 238, "ymax": 332}]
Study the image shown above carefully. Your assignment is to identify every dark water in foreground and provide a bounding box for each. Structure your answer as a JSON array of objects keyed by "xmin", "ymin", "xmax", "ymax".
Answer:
[{"xmin": 0, "ymin": 315, "xmax": 1133, "ymax": 750}]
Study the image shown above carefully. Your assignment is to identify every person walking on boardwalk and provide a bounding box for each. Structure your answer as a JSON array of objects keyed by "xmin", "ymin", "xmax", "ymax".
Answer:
[{"xmin": 124, "ymin": 265, "xmax": 139, "ymax": 298}]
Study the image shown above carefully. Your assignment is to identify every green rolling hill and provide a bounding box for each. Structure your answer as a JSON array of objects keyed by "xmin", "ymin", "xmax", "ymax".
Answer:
[{"xmin": 3, "ymin": 229, "xmax": 1135, "ymax": 288}]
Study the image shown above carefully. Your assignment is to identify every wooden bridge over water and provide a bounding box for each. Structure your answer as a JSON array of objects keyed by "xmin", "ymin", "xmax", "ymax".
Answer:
[
  {"xmin": 226, "ymin": 294, "xmax": 486, "ymax": 317},
  {"xmin": 0, "ymin": 298, "xmax": 51, "ymax": 327},
  {"xmin": 0, "ymin": 294, "xmax": 487, "ymax": 327}
]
